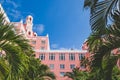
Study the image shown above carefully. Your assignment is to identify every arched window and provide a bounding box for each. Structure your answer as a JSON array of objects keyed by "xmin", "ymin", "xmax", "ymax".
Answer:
[{"xmin": 28, "ymin": 31, "xmax": 31, "ymax": 35}]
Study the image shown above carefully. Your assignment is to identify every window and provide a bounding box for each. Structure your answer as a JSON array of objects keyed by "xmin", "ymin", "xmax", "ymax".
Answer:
[
  {"xmin": 41, "ymin": 40, "xmax": 45, "ymax": 44},
  {"xmin": 28, "ymin": 31, "xmax": 31, "ymax": 35},
  {"xmin": 69, "ymin": 53, "xmax": 75, "ymax": 60},
  {"xmin": 60, "ymin": 64, "xmax": 65, "ymax": 69},
  {"xmin": 79, "ymin": 54, "xmax": 85, "ymax": 60},
  {"xmin": 32, "ymin": 41, "xmax": 36, "ymax": 44},
  {"xmin": 39, "ymin": 54, "xmax": 45, "ymax": 60},
  {"xmin": 59, "ymin": 53, "xmax": 65, "ymax": 60},
  {"xmin": 70, "ymin": 64, "xmax": 75, "ymax": 69},
  {"xmin": 49, "ymin": 53, "xmax": 55, "ymax": 60},
  {"xmin": 60, "ymin": 72, "xmax": 65, "ymax": 77},
  {"xmin": 29, "ymin": 17, "xmax": 32, "ymax": 21},
  {"xmin": 49, "ymin": 64, "xmax": 54, "ymax": 69},
  {"xmin": 40, "ymin": 47, "xmax": 45, "ymax": 50}
]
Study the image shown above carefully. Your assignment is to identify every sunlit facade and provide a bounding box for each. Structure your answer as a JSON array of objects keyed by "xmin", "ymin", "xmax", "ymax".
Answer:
[
  {"xmin": 12, "ymin": 15, "xmax": 89, "ymax": 80},
  {"xmin": 1, "ymin": 4, "xmax": 89, "ymax": 80}
]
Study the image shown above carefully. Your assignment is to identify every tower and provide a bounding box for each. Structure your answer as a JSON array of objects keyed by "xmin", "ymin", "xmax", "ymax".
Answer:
[{"xmin": 26, "ymin": 15, "xmax": 33, "ymax": 36}]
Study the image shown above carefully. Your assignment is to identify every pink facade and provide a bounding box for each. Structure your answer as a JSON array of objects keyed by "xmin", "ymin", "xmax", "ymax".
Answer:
[
  {"xmin": 0, "ymin": 4, "xmax": 89, "ymax": 80},
  {"xmin": 12, "ymin": 15, "xmax": 88, "ymax": 80},
  {"xmin": 1, "ymin": 4, "xmax": 119, "ymax": 80},
  {"xmin": 36, "ymin": 50, "xmax": 87, "ymax": 80}
]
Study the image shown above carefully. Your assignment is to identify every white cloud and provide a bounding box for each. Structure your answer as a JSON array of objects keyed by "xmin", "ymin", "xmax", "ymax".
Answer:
[
  {"xmin": 0, "ymin": 0, "xmax": 23, "ymax": 21},
  {"xmin": 5, "ymin": 8, "xmax": 23, "ymax": 21},
  {"xmin": 11, "ymin": 9, "xmax": 22, "ymax": 17},
  {"xmin": 6, "ymin": 0, "xmax": 19, "ymax": 8},
  {"xmin": 51, "ymin": 44, "xmax": 59, "ymax": 49},
  {"xmin": 34, "ymin": 24, "xmax": 44, "ymax": 34},
  {"xmin": 0, "ymin": 0, "xmax": 34, "ymax": 21},
  {"xmin": 0, "ymin": 0, "xmax": 4, "ymax": 4},
  {"xmin": 59, "ymin": 45, "xmax": 79, "ymax": 50},
  {"xmin": 59, "ymin": 47, "xmax": 79, "ymax": 50},
  {"xmin": 0, "ymin": 0, "xmax": 20, "ymax": 8},
  {"xmin": 59, "ymin": 47, "xmax": 68, "ymax": 50}
]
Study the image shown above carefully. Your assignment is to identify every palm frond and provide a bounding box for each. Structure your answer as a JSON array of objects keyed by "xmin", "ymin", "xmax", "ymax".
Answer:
[{"xmin": 84, "ymin": 0, "xmax": 119, "ymax": 32}]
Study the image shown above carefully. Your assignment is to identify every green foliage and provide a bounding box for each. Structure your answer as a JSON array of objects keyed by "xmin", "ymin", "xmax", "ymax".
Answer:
[
  {"xmin": 0, "ymin": 14, "xmax": 55, "ymax": 80},
  {"xmin": 66, "ymin": 0, "xmax": 120, "ymax": 79},
  {"xmin": 112, "ymin": 66, "xmax": 120, "ymax": 80},
  {"xmin": 24, "ymin": 57, "xmax": 56, "ymax": 80},
  {"xmin": 65, "ymin": 68, "xmax": 89, "ymax": 80},
  {"xmin": 84, "ymin": 0, "xmax": 119, "ymax": 33},
  {"xmin": 83, "ymin": 0, "xmax": 120, "ymax": 80}
]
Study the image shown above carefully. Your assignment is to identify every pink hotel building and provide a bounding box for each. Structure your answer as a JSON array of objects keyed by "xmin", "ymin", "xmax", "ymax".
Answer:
[{"xmin": 1, "ymin": 4, "xmax": 89, "ymax": 80}]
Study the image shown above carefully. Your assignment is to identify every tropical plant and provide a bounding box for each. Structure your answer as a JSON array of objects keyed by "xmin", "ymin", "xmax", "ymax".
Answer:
[
  {"xmin": 112, "ymin": 66, "xmax": 120, "ymax": 80},
  {"xmin": 65, "ymin": 68, "xmax": 89, "ymax": 80},
  {"xmin": 0, "ymin": 14, "xmax": 31, "ymax": 80},
  {"xmin": 24, "ymin": 56, "xmax": 56, "ymax": 80},
  {"xmin": 0, "ymin": 13, "xmax": 55, "ymax": 80},
  {"xmin": 83, "ymin": 0, "xmax": 120, "ymax": 80}
]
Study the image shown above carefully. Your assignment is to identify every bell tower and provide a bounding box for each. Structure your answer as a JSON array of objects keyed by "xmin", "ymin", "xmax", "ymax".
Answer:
[{"xmin": 26, "ymin": 15, "xmax": 33, "ymax": 36}]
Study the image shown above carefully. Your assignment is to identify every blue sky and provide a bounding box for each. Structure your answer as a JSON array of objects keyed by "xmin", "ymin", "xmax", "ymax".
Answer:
[{"xmin": 1, "ymin": 0, "xmax": 91, "ymax": 50}]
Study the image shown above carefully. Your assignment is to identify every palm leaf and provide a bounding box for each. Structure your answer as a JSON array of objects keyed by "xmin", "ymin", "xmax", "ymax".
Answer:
[{"xmin": 84, "ymin": 0, "xmax": 119, "ymax": 32}]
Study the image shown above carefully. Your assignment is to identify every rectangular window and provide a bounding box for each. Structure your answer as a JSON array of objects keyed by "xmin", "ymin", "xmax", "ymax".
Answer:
[
  {"xmin": 70, "ymin": 64, "xmax": 75, "ymax": 69},
  {"xmin": 32, "ymin": 41, "xmax": 36, "ymax": 44},
  {"xmin": 41, "ymin": 40, "xmax": 45, "ymax": 44},
  {"xmin": 49, "ymin": 64, "xmax": 54, "ymax": 69},
  {"xmin": 59, "ymin": 53, "xmax": 65, "ymax": 60},
  {"xmin": 40, "ymin": 47, "xmax": 45, "ymax": 50},
  {"xmin": 79, "ymin": 54, "xmax": 85, "ymax": 60},
  {"xmin": 60, "ymin": 64, "xmax": 65, "ymax": 69},
  {"xmin": 49, "ymin": 53, "xmax": 55, "ymax": 60},
  {"xmin": 39, "ymin": 54, "xmax": 45, "ymax": 60},
  {"xmin": 60, "ymin": 72, "xmax": 65, "ymax": 77},
  {"xmin": 69, "ymin": 53, "xmax": 75, "ymax": 60}
]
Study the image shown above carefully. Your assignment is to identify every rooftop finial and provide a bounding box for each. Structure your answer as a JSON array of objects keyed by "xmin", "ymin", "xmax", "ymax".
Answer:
[
  {"xmin": 20, "ymin": 19, "xmax": 23, "ymax": 23},
  {"xmin": 46, "ymin": 34, "xmax": 49, "ymax": 37}
]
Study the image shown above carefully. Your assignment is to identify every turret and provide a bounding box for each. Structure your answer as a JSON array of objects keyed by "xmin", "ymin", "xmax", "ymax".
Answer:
[{"xmin": 26, "ymin": 15, "xmax": 33, "ymax": 36}]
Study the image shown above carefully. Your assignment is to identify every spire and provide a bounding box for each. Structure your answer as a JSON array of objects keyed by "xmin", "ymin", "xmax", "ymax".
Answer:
[
  {"xmin": 46, "ymin": 34, "xmax": 49, "ymax": 37},
  {"xmin": 26, "ymin": 15, "xmax": 33, "ymax": 24},
  {"xmin": 46, "ymin": 34, "xmax": 50, "ymax": 50},
  {"xmin": 20, "ymin": 19, "xmax": 23, "ymax": 23}
]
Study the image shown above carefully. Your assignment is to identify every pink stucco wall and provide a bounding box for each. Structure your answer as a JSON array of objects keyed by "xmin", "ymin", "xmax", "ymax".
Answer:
[
  {"xmin": 35, "ymin": 51, "xmax": 87, "ymax": 80},
  {"xmin": 13, "ymin": 15, "xmax": 88, "ymax": 80}
]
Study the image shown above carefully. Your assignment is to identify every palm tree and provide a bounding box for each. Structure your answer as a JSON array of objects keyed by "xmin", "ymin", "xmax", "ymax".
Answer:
[
  {"xmin": 84, "ymin": 0, "xmax": 120, "ymax": 32},
  {"xmin": 0, "ymin": 13, "xmax": 56, "ymax": 80},
  {"xmin": 84, "ymin": 0, "xmax": 120, "ymax": 80},
  {"xmin": 112, "ymin": 66, "xmax": 120, "ymax": 80},
  {"xmin": 0, "ymin": 14, "xmax": 34, "ymax": 80},
  {"xmin": 65, "ymin": 68, "xmax": 89, "ymax": 80},
  {"xmin": 24, "ymin": 56, "xmax": 56, "ymax": 80}
]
